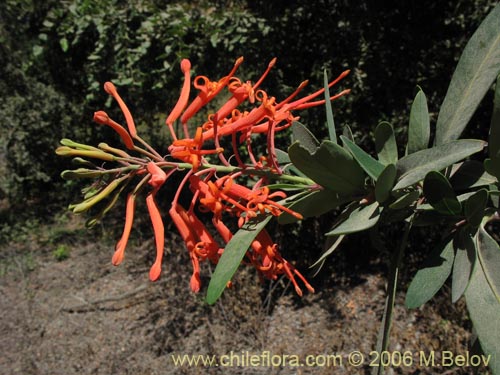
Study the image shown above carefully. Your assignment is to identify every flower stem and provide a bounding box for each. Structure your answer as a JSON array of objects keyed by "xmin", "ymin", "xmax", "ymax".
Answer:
[{"xmin": 372, "ymin": 215, "xmax": 414, "ymax": 375}]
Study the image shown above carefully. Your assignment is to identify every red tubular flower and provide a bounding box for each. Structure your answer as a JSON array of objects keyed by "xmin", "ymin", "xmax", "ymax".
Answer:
[
  {"xmin": 93, "ymin": 111, "xmax": 135, "ymax": 150},
  {"xmin": 216, "ymin": 177, "xmax": 303, "ymax": 225},
  {"xmin": 146, "ymin": 193, "xmax": 165, "ymax": 281},
  {"xmin": 104, "ymin": 82, "xmax": 137, "ymax": 138},
  {"xmin": 166, "ymin": 59, "xmax": 192, "ymax": 140},
  {"xmin": 112, "ymin": 193, "xmax": 136, "ymax": 265},
  {"xmin": 189, "ymin": 174, "xmax": 248, "ymax": 219},
  {"xmin": 169, "ymin": 127, "xmax": 223, "ymax": 171},
  {"xmin": 212, "ymin": 58, "xmax": 277, "ymax": 123},
  {"xmin": 168, "ymin": 204, "xmax": 202, "ymax": 292},
  {"xmin": 277, "ymin": 70, "xmax": 351, "ymax": 112},
  {"xmin": 180, "ymin": 56, "xmax": 244, "ymax": 125},
  {"xmin": 147, "ymin": 162, "xmax": 167, "ymax": 189},
  {"xmin": 250, "ymin": 230, "xmax": 315, "ymax": 296}
]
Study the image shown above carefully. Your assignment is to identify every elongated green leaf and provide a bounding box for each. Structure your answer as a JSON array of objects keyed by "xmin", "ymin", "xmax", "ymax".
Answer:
[
  {"xmin": 342, "ymin": 124, "xmax": 354, "ymax": 142},
  {"xmin": 288, "ymin": 140, "xmax": 366, "ymax": 194},
  {"xmin": 341, "ymin": 136, "xmax": 385, "ymax": 180},
  {"xmin": 407, "ymin": 89, "xmax": 430, "ymax": 154},
  {"xmin": 394, "ymin": 139, "xmax": 486, "ymax": 190},
  {"xmin": 435, "ymin": 4, "xmax": 500, "ymax": 145},
  {"xmin": 326, "ymin": 202, "xmax": 380, "ymax": 236},
  {"xmin": 206, "ymin": 215, "xmax": 272, "ymax": 304},
  {"xmin": 375, "ymin": 164, "xmax": 397, "ymax": 203},
  {"xmin": 477, "ymin": 225, "xmax": 500, "ymax": 302},
  {"xmin": 310, "ymin": 235, "xmax": 345, "ymax": 268},
  {"xmin": 324, "ymin": 70, "xmax": 337, "ymax": 143},
  {"xmin": 451, "ymin": 230, "xmax": 476, "ymax": 303},
  {"xmin": 374, "ymin": 122, "xmax": 398, "ymax": 165},
  {"xmin": 405, "ymin": 238, "xmax": 454, "ymax": 308},
  {"xmin": 278, "ymin": 188, "xmax": 347, "ymax": 224},
  {"xmin": 489, "ymin": 75, "xmax": 500, "ymax": 159},
  {"xmin": 465, "ymin": 251, "xmax": 500, "ymax": 374},
  {"xmin": 450, "ymin": 160, "xmax": 497, "ymax": 190},
  {"xmin": 423, "ymin": 171, "xmax": 461, "ymax": 215},
  {"xmin": 465, "ymin": 189, "xmax": 488, "ymax": 229}
]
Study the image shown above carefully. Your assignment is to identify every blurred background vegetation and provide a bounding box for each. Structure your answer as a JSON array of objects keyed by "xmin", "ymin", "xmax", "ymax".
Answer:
[{"xmin": 0, "ymin": 0, "xmax": 497, "ymax": 248}]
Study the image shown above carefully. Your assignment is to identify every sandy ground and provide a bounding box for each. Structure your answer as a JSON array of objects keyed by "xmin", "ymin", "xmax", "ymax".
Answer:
[{"xmin": 0, "ymin": 224, "xmax": 491, "ymax": 375}]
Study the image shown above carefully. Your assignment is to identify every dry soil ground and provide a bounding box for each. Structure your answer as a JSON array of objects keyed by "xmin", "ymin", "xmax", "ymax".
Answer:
[{"xmin": 0, "ymin": 217, "xmax": 492, "ymax": 375}]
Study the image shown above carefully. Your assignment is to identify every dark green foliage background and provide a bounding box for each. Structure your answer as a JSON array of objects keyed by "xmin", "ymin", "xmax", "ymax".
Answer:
[{"xmin": 0, "ymin": 0, "xmax": 496, "ymax": 221}]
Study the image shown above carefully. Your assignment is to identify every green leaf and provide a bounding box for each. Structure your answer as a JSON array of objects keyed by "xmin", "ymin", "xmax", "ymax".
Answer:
[
  {"xmin": 278, "ymin": 188, "xmax": 347, "ymax": 224},
  {"xmin": 206, "ymin": 215, "xmax": 272, "ymax": 304},
  {"xmin": 324, "ymin": 70, "xmax": 337, "ymax": 143},
  {"xmin": 465, "ymin": 189, "xmax": 488, "ymax": 229},
  {"xmin": 340, "ymin": 136, "xmax": 385, "ymax": 180},
  {"xmin": 342, "ymin": 125, "xmax": 354, "ymax": 142},
  {"xmin": 375, "ymin": 164, "xmax": 397, "ymax": 203},
  {"xmin": 451, "ymin": 230, "xmax": 476, "ymax": 303},
  {"xmin": 288, "ymin": 140, "xmax": 366, "ymax": 194},
  {"xmin": 485, "ymin": 158, "xmax": 500, "ymax": 180},
  {"xmin": 477, "ymin": 225, "xmax": 500, "ymax": 302},
  {"xmin": 59, "ymin": 37, "xmax": 69, "ymax": 52},
  {"xmin": 488, "ymin": 75, "xmax": 500, "ymax": 160},
  {"xmin": 275, "ymin": 148, "xmax": 291, "ymax": 164},
  {"xmin": 275, "ymin": 148, "xmax": 308, "ymax": 178},
  {"xmin": 291, "ymin": 121, "xmax": 320, "ymax": 153},
  {"xmin": 374, "ymin": 122, "xmax": 398, "ymax": 165},
  {"xmin": 310, "ymin": 235, "xmax": 345, "ymax": 269},
  {"xmin": 435, "ymin": 4, "xmax": 500, "ymax": 145},
  {"xmin": 407, "ymin": 89, "xmax": 430, "ymax": 154},
  {"xmin": 405, "ymin": 237, "xmax": 455, "ymax": 308},
  {"xmin": 389, "ymin": 190, "xmax": 420, "ymax": 210},
  {"xmin": 450, "ymin": 160, "xmax": 497, "ymax": 190},
  {"xmin": 465, "ymin": 250, "xmax": 500, "ymax": 373},
  {"xmin": 394, "ymin": 139, "xmax": 486, "ymax": 190},
  {"xmin": 326, "ymin": 202, "xmax": 380, "ymax": 236},
  {"xmin": 423, "ymin": 171, "xmax": 461, "ymax": 215}
]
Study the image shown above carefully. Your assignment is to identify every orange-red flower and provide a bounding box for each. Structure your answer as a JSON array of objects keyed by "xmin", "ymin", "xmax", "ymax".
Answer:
[
  {"xmin": 180, "ymin": 56, "xmax": 244, "ymax": 125},
  {"xmin": 104, "ymin": 82, "xmax": 137, "ymax": 138},
  {"xmin": 147, "ymin": 193, "xmax": 164, "ymax": 281},
  {"xmin": 168, "ymin": 127, "xmax": 223, "ymax": 171},
  {"xmin": 169, "ymin": 203, "xmax": 222, "ymax": 292},
  {"xmin": 93, "ymin": 111, "xmax": 135, "ymax": 150},
  {"xmin": 112, "ymin": 193, "xmax": 136, "ymax": 266},
  {"xmin": 65, "ymin": 56, "xmax": 350, "ymax": 297},
  {"xmin": 249, "ymin": 229, "xmax": 315, "ymax": 296}
]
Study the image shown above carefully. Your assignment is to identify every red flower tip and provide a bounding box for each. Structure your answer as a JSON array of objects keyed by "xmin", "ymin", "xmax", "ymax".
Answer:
[
  {"xmin": 190, "ymin": 273, "xmax": 201, "ymax": 293},
  {"xmin": 111, "ymin": 247, "xmax": 124, "ymax": 266},
  {"xmin": 104, "ymin": 81, "xmax": 117, "ymax": 95},
  {"xmin": 180, "ymin": 59, "xmax": 191, "ymax": 73},
  {"xmin": 149, "ymin": 261, "xmax": 162, "ymax": 281},
  {"xmin": 235, "ymin": 56, "xmax": 244, "ymax": 66},
  {"xmin": 93, "ymin": 110, "xmax": 109, "ymax": 124},
  {"xmin": 147, "ymin": 162, "xmax": 167, "ymax": 189}
]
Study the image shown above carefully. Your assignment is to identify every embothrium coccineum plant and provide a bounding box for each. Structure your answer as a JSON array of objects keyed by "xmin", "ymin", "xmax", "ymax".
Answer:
[{"xmin": 57, "ymin": 57, "xmax": 350, "ymax": 297}]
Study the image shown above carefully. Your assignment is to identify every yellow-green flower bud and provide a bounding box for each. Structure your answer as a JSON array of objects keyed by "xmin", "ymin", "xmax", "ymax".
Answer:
[{"xmin": 71, "ymin": 176, "xmax": 127, "ymax": 213}]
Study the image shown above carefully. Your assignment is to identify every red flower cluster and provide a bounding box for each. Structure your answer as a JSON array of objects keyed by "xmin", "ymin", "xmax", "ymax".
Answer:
[{"xmin": 61, "ymin": 57, "xmax": 349, "ymax": 296}]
